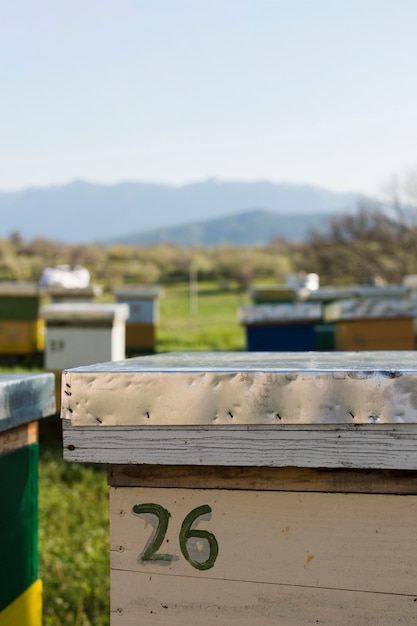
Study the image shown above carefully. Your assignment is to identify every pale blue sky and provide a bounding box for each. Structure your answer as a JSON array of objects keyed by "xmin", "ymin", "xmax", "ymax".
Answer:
[{"xmin": 2, "ymin": 0, "xmax": 417, "ymax": 196}]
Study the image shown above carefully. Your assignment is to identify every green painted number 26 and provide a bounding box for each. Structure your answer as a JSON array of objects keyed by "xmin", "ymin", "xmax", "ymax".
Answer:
[{"xmin": 132, "ymin": 503, "xmax": 219, "ymax": 571}]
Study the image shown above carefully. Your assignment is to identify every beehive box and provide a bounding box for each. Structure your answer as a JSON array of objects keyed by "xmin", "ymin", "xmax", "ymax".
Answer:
[
  {"xmin": 324, "ymin": 298, "xmax": 417, "ymax": 350},
  {"xmin": 0, "ymin": 283, "xmax": 44, "ymax": 359},
  {"xmin": 0, "ymin": 282, "xmax": 41, "ymax": 321},
  {"xmin": 42, "ymin": 303, "xmax": 129, "ymax": 371},
  {"xmin": 42, "ymin": 303, "xmax": 129, "ymax": 411},
  {"xmin": 61, "ymin": 351, "xmax": 417, "ymax": 625},
  {"xmin": 113, "ymin": 286, "xmax": 163, "ymax": 355},
  {"xmin": 239, "ymin": 302, "xmax": 323, "ymax": 351},
  {"xmin": 0, "ymin": 372, "xmax": 55, "ymax": 625},
  {"xmin": 249, "ymin": 285, "xmax": 298, "ymax": 304},
  {"xmin": 0, "ymin": 320, "xmax": 44, "ymax": 356}
]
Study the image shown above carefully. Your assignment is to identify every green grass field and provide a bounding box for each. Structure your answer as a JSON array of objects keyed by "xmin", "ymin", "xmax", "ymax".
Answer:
[
  {"xmin": 28, "ymin": 283, "xmax": 249, "ymax": 625},
  {"xmin": 157, "ymin": 282, "xmax": 249, "ymax": 352}
]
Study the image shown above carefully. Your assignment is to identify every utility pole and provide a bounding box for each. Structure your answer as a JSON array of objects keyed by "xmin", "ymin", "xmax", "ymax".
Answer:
[{"xmin": 189, "ymin": 259, "xmax": 198, "ymax": 316}]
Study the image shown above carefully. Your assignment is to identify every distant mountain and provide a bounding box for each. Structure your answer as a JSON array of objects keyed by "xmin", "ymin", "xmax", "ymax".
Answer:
[
  {"xmin": 0, "ymin": 179, "xmax": 362, "ymax": 244},
  {"xmin": 110, "ymin": 208, "xmax": 336, "ymax": 246}
]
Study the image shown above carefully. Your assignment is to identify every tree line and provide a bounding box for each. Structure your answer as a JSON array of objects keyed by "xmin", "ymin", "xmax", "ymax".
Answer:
[{"xmin": 2, "ymin": 195, "xmax": 417, "ymax": 292}]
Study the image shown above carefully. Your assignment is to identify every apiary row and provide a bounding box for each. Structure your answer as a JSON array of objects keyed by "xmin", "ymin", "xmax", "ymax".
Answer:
[
  {"xmin": 241, "ymin": 284, "xmax": 417, "ymax": 351},
  {"xmin": 0, "ymin": 282, "xmax": 163, "ymax": 366}
]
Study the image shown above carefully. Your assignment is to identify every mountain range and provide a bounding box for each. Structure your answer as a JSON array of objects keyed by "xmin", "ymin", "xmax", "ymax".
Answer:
[
  {"xmin": 0, "ymin": 179, "xmax": 362, "ymax": 245},
  {"xmin": 113, "ymin": 208, "xmax": 340, "ymax": 246}
]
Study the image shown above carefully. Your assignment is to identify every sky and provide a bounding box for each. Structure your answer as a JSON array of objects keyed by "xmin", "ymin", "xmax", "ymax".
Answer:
[{"xmin": 2, "ymin": 0, "xmax": 417, "ymax": 197}]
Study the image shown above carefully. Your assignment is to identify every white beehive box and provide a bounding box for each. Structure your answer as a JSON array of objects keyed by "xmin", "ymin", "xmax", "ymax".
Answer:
[{"xmin": 42, "ymin": 303, "xmax": 129, "ymax": 371}]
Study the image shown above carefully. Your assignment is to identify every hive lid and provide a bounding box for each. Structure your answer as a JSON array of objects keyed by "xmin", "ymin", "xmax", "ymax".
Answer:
[
  {"xmin": 0, "ymin": 281, "xmax": 40, "ymax": 297},
  {"xmin": 113, "ymin": 285, "xmax": 164, "ymax": 299},
  {"xmin": 299, "ymin": 285, "xmax": 409, "ymax": 303},
  {"xmin": 61, "ymin": 351, "xmax": 417, "ymax": 426},
  {"xmin": 239, "ymin": 302, "xmax": 322, "ymax": 324},
  {"xmin": 0, "ymin": 373, "xmax": 56, "ymax": 431},
  {"xmin": 42, "ymin": 302, "xmax": 130, "ymax": 322},
  {"xmin": 324, "ymin": 297, "xmax": 417, "ymax": 321}
]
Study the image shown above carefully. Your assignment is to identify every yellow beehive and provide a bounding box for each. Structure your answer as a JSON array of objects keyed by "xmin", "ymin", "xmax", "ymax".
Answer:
[
  {"xmin": 0, "ymin": 320, "xmax": 44, "ymax": 355},
  {"xmin": 324, "ymin": 297, "xmax": 417, "ymax": 351},
  {"xmin": 334, "ymin": 318, "xmax": 414, "ymax": 350}
]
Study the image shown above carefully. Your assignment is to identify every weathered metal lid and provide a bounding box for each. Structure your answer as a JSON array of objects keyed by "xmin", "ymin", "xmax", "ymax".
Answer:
[
  {"xmin": 61, "ymin": 351, "xmax": 417, "ymax": 426},
  {"xmin": 324, "ymin": 298, "xmax": 417, "ymax": 322},
  {"xmin": 0, "ymin": 281, "xmax": 40, "ymax": 297},
  {"xmin": 352, "ymin": 286, "xmax": 409, "ymax": 298},
  {"xmin": 0, "ymin": 373, "xmax": 56, "ymax": 431},
  {"xmin": 299, "ymin": 285, "xmax": 409, "ymax": 303},
  {"xmin": 113, "ymin": 285, "xmax": 164, "ymax": 299},
  {"xmin": 42, "ymin": 302, "xmax": 130, "ymax": 322},
  {"xmin": 298, "ymin": 286, "xmax": 356, "ymax": 302},
  {"xmin": 239, "ymin": 303, "xmax": 322, "ymax": 325}
]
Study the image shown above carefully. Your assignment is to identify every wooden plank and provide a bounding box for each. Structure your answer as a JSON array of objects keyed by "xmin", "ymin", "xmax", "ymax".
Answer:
[
  {"xmin": 110, "ymin": 570, "xmax": 417, "ymax": 626},
  {"xmin": 63, "ymin": 421, "xmax": 417, "ymax": 470},
  {"xmin": 110, "ymin": 487, "xmax": 417, "ymax": 624},
  {"xmin": 107, "ymin": 464, "xmax": 417, "ymax": 494},
  {"xmin": 0, "ymin": 422, "xmax": 38, "ymax": 457}
]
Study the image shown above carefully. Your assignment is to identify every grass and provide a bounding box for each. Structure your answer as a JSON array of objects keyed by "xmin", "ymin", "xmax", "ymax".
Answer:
[
  {"xmin": 38, "ymin": 430, "xmax": 110, "ymax": 626},
  {"xmin": 3, "ymin": 282, "xmax": 249, "ymax": 625},
  {"xmin": 157, "ymin": 282, "xmax": 249, "ymax": 352}
]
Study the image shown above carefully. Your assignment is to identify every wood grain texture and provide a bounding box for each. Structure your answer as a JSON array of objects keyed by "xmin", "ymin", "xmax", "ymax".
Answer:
[
  {"xmin": 63, "ymin": 421, "xmax": 417, "ymax": 470},
  {"xmin": 110, "ymin": 487, "xmax": 417, "ymax": 625},
  {"xmin": 0, "ymin": 422, "xmax": 38, "ymax": 457},
  {"xmin": 108, "ymin": 463, "xmax": 417, "ymax": 494},
  {"xmin": 110, "ymin": 570, "xmax": 417, "ymax": 626}
]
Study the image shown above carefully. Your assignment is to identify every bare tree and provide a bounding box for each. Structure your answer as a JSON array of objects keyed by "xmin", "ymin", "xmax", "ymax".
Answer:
[{"xmin": 299, "ymin": 193, "xmax": 417, "ymax": 285}]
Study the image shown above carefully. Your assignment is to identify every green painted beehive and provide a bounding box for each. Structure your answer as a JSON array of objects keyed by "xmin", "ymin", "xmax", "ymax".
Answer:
[
  {"xmin": 0, "ymin": 283, "xmax": 41, "ymax": 321},
  {"xmin": 0, "ymin": 373, "xmax": 55, "ymax": 626}
]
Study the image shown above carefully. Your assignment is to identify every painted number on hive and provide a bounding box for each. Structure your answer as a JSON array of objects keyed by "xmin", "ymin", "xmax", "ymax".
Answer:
[{"xmin": 132, "ymin": 503, "xmax": 219, "ymax": 570}]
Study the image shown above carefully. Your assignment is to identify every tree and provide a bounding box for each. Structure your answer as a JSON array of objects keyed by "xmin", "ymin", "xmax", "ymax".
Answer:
[{"xmin": 299, "ymin": 196, "xmax": 417, "ymax": 285}]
